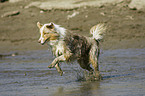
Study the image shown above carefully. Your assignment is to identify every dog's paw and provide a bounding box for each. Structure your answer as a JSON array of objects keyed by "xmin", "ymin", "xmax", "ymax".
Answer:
[
  {"xmin": 48, "ymin": 64, "xmax": 54, "ymax": 68},
  {"xmin": 59, "ymin": 71, "xmax": 63, "ymax": 76},
  {"xmin": 94, "ymin": 74, "xmax": 102, "ymax": 81}
]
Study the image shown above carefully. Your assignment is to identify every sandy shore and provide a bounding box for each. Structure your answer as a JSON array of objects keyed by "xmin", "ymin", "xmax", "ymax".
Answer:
[{"xmin": 0, "ymin": 0, "xmax": 145, "ymax": 53}]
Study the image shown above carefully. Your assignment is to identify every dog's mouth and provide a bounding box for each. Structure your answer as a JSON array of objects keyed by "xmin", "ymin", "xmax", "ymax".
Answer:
[{"xmin": 40, "ymin": 38, "xmax": 50, "ymax": 45}]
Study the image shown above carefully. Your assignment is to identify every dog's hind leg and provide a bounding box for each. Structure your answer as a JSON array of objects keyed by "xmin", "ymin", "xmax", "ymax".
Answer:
[
  {"xmin": 89, "ymin": 46, "xmax": 102, "ymax": 80},
  {"xmin": 55, "ymin": 63, "xmax": 63, "ymax": 76}
]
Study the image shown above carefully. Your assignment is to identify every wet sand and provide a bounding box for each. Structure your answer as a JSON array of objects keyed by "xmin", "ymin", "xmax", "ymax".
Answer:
[{"xmin": 0, "ymin": 49, "xmax": 145, "ymax": 96}]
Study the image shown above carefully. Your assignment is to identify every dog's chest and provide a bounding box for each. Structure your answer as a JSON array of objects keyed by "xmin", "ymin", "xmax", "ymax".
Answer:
[{"xmin": 50, "ymin": 41, "xmax": 65, "ymax": 57}]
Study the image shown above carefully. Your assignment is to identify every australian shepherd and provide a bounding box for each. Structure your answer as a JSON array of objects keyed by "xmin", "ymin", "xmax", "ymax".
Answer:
[{"xmin": 37, "ymin": 22, "xmax": 106, "ymax": 80}]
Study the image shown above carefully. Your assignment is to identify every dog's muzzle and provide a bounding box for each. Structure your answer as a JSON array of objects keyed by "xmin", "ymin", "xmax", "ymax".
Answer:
[
  {"xmin": 37, "ymin": 39, "xmax": 42, "ymax": 43},
  {"xmin": 38, "ymin": 40, "xmax": 44, "ymax": 45},
  {"xmin": 38, "ymin": 38, "xmax": 49, "ymax": 45}
]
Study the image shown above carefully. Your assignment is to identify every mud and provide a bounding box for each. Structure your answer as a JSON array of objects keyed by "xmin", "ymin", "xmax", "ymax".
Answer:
[{"xmin": 0, "ymin": 0, "xmax": 145, "ymax": 96}]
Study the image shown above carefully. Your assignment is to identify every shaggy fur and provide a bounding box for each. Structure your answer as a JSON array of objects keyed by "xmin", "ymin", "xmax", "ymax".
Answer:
[{"xmin": 37, "ymin": 22, "xmax": 106, "ymax": 80}]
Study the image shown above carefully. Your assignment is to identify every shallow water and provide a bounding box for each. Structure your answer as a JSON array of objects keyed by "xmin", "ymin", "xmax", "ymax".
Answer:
[{"xmin": 0, "ymin": 49, "xmax": 145, "ymax": 96}]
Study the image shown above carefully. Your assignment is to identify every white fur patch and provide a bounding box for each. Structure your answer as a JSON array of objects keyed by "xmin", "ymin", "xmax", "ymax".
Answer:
[
  {"xmin": 51, "ymin": 41, "xmax": 65, "ymax": 57},
  {"xmin": 90, "ymin": 23, "xmax": 106, "ymax": 40},
  {"xmin": 53, "ymin": 23, "xmax": 66, "ymax": 38}
]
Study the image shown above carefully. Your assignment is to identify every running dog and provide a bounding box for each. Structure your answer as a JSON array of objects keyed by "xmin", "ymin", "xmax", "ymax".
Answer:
[{"xmin": 37, "ymin": 22, "xmax": 106, "ymax": 80}]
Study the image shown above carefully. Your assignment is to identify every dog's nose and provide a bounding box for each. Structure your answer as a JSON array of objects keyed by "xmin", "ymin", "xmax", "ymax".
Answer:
[{"xmin": 38, "ymin": 40, "xmax": 41, "ymax": 43}]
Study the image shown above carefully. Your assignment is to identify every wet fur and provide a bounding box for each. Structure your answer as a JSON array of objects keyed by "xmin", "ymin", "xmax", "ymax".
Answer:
[{"xmin": 37, "ymin": 22, "xmax": 106, "ymax": 80}]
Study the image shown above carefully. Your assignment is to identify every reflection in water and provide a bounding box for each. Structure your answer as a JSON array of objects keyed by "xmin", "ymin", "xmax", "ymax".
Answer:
[{"xmin": 53, "ymin": 82, "xmax": 101, "ymax": 96}]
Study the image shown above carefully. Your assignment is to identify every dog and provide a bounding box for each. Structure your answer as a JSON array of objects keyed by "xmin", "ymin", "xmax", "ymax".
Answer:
[{"xmin": 37, "ymin": 22, "xmax": 106, "ymax": 80}]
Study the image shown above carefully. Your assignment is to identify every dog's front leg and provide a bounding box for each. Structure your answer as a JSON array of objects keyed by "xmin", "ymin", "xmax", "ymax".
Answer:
[
  {"xmin": 55, "ymin": 63, "xmax": 63, "ymax": 76},
  {"xmin": 48, "ymin": 55, "xmax": 67, "ymax": 68}
]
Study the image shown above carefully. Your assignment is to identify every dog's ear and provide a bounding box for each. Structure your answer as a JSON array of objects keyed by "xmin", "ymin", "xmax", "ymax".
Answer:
[
  {"xmin": 46, "ymin": 22, "xmax": 54, "ymax": 29},
  {"xmin": 37, "ymin": 22, "xmax": 43, "ymax": 29}
]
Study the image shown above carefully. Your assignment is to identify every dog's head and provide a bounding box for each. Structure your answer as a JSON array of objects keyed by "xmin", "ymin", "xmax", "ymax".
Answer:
[{"xmin": 37, "ymin": 22, "xmax": 60, "ymax": 45}]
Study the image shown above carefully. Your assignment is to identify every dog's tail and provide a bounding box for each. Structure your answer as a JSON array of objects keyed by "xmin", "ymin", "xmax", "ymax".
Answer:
[{"xmin": 90, "ymin": 23, "xmax": 106, "ymax": 41}]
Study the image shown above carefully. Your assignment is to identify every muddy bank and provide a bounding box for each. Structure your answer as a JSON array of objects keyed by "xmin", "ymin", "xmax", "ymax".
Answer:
[{"xmin": 0, "ymin": 0, "xmax": 145, "ymax": 53}]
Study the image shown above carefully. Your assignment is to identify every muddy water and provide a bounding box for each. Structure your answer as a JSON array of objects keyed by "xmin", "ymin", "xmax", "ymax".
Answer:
[{"xmin": 0, "ymin": 49, "xmax": 145, "ymax": 96}]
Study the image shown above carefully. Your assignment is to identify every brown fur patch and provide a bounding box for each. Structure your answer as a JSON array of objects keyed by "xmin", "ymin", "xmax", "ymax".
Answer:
[
  {"xmin": 49, "ymin": 33, "xmax": 60, "ymax": 41},
  {"xmin": 44, "ymin": 33, "xmax": 60, "ymax": 41}
]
